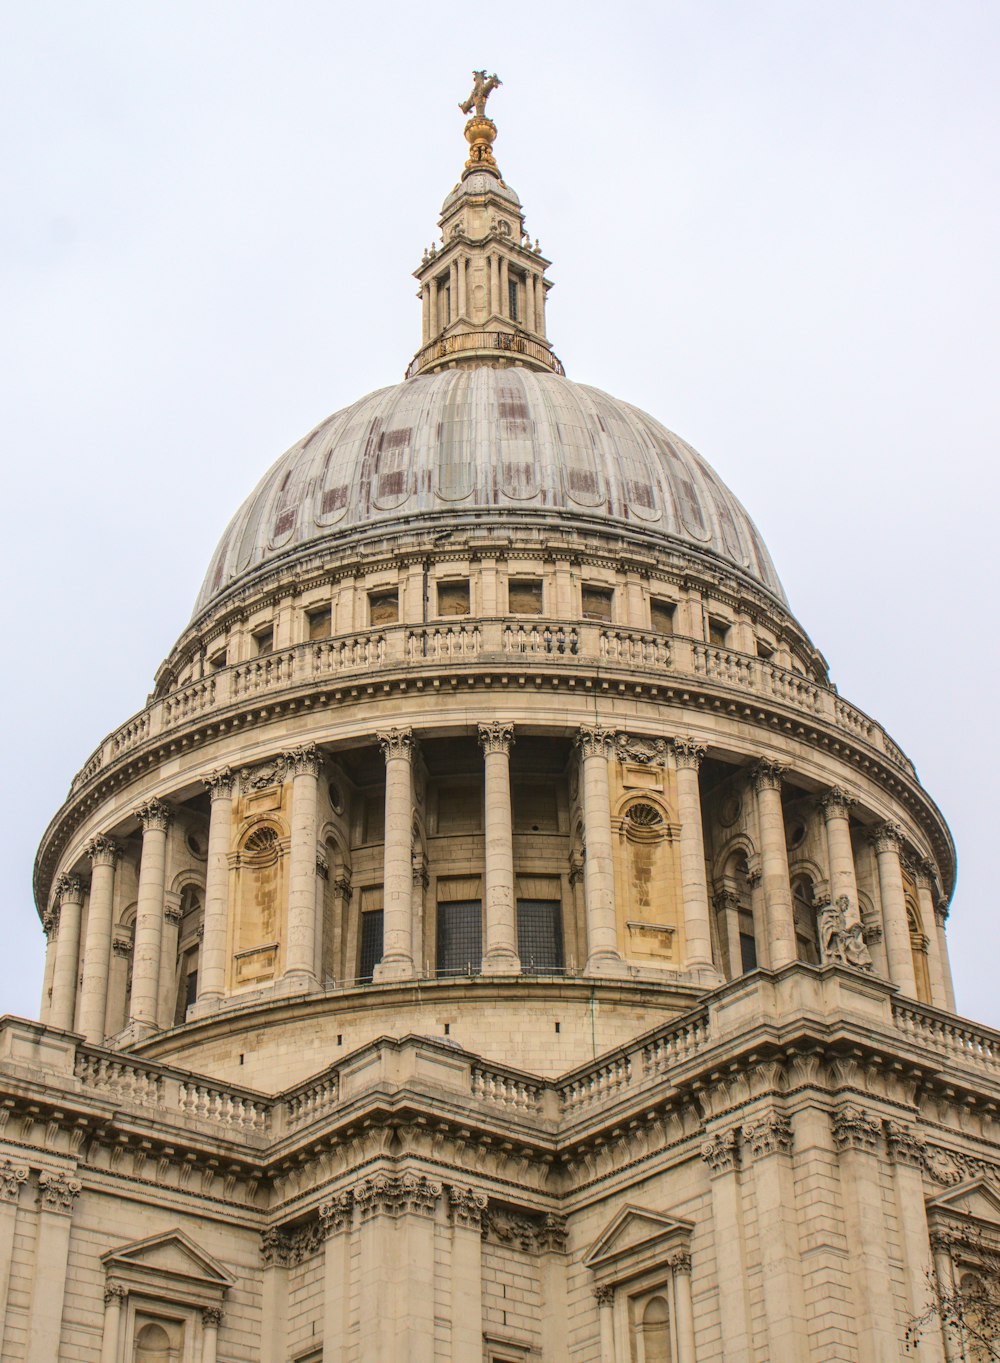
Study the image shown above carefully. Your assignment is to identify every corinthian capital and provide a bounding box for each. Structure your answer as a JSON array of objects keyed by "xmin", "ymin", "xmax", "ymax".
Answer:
[
  {"xmin": 0, "ymin": 1159, "xmax": 28, "ymax": 1203},
  {"xmin": 830, "ymin": 1104, "xmax": 882, "ymax": 1154},
  {"xmin": 284, "ymin": 743, "xmax": 322, "ymax": 777},
  {"xmin": 741, "ymin": 1112, "xmax": 793, "ymax": 1160},
  {"xmin": 671, "ymin": 737, "xmax": 707, "ymax": 770},
  {"xmin": 204, "ymin": 767, "xmax": 236, "ymax": 800},
  {"xmin": 85, "ymin": 835, "xmax": 123, "ymax": 868},
  {"xmin": 135, "ymin": 799, "xmax": 173, "ymax": 834},
  {"xmin": 36, "ymin": 1170, "xmax": 82, "ymax": 1214},
  {"xmin": 820, "ymin": 787, "xmax": 855, "ymax": 820},
  {"xmin": 54, "ymin": 873, "xmax": 84, "ymax": 905},
  {"xmin": 478, "ymin": 721, "xmax": 514, "ymax": 755},
  {"xmin": 377, "ymin": 727, "xmax": 413, "ymax": 760},
  {"xmin": 868, "ymin": 821, "xmax": 904, "ymax": 854},
  {"xmin": 751, "ymin": 759, "xmax": 786, "ymax": 793},
  {"xmin": 575, "ymin": 724, "xmax": 615, "ymax": 759},
  {"xmin": 447, "ymin": 1184, "xmax": 489, "ymax": 1231}
]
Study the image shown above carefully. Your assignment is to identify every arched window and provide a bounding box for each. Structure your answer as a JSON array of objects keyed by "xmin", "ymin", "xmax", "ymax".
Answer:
[
  {"xmin": 791, "ymin": 876, "xmax": 820, "ymax": 965},
  {"xmin": 907, "ymin": 902, "xmax": 932, "ymax": 1004},
  {"xmin": 174, "ymin": 885, "xmax": 204, "ymax": 1024},
  {"xmin": 639, "ymin": 1294, "xmax": 672, "ymax": 1362},
  {"xmin": 135, "ymin": 1320, "xmax": 180, "ymax": 1363}
]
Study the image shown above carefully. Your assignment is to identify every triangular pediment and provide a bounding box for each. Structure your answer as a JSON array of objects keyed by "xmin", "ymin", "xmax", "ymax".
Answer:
[
  {"xmin": 927, "ymin": 1177, "xmax": 1000, "ymax": 1229},
  {"xmin": 583, "ymin": 1204, "xmax": 693, "ymax": 1270},
  {"xmin": 101, "ymin": 1229, "xmax": 236, "ymax": 1288}
]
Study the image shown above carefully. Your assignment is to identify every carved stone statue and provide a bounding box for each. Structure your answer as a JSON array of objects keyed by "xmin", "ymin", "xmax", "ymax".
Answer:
[
  {"xmin": 818, "ymin": 895, "xmax": 873, "ymax": 972},
  {"xmin": 459, "ymin": 70, "xmax": 502, "ymax": 119}
]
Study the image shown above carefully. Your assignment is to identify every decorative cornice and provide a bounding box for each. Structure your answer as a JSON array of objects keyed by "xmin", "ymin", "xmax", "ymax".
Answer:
[
  {"xmin": 868, "ymin": 821, "xmax": 904, "ymax": 854},
  {"xmin": 820, "ymin": 786, "xmax": 855, "ymax": 819},
  {"xmin": 751, "ymin": 759, "xmax": 786, "ymax": 793},
  {"xmin": 448, "ymin": 1184, "xmax": 489, "ymax": 1231},
  {"xmin": 284, "ymin": 743, "xmax": 322, "ymax": 778},
  {"xmin": 319, "ymin": 1190, "xmax": 354, "ymax": 1237},
  {"xmin": 377, "ymin": 727, "xmax": 414, "ymax": 760},
  {"xmin": 616, "ymin": 734, "xmax": 668, "ymax": 768},
  {"xmin": 0, "ymin": 1159, "xmax": 28, "ymax": 1203},
  {"xmin": 85, "ymin": 835, "xmax": 123, "ymax": 869},
  {"xmin": 741, "ymin": 1112, "xmax": 793, "ymax": 1160},
  {"xmin": 353, "ymin": 1172, "xmax": 441, "ymax": 1221},
  {"xmin": 671, "ymin": 737, "xmax": 707, "ymax": 770},
  {"xmin": 884, "ymin": 1120, "xmax": 926, "ymax": 1169},
  {"xmin": 575, "ymin": 724, "xmax": 616, "ymax": 759},
  {"xmin": 701, "ymin": 1127, "xmax": 740, "ymax": 1175},
  {"xmin": 205, "ymin": 767, "xmax": 236, "ymax": 800},
  {"xmin": 830, "ymin": 1105, "xmax": 882, "ymax": 1154},
  {"xmin": 36, "ymin": 1170, "xmax": 82, "ymax": 1214},
  {"xmin": 478, "ymin": 721, "xmax": 515, "ymax": 756},
  {"xmin": 135, "ymin": 799, "xmax": 174, "ymax": 834}
]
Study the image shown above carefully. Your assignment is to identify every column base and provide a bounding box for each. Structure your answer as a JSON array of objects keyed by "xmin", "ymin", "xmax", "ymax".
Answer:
[
  {"xmin": 372, "ymin": 958, "xmax": 416, "ymax": 983},
  {"xmin": 273, "ymin": 971, "xmax": 319, "ymax": 998},
  {"xmin": 686, "ymin": 963, "xmax": 725, "ymax": 988},
  {"xmin": 481, "ymin": 951, "xmax": 521, "ymax": 976},
  {"xmin": 584, "ymin": 952, "xmax": 630, "ymax": 978},
  {"xmin": 116, "ymin": 1020, "xmax": 158, "ymax": 1047}
]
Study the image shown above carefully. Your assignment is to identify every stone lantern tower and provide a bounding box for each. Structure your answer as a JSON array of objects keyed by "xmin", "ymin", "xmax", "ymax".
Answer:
[{"xmin": 4, "ymin": 84, "xmax": 997, "ymax": 1363}]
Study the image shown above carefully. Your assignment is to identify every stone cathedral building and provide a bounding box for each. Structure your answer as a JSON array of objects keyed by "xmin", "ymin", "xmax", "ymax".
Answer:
[{"xmin": 4, "ymin": 83, "xmax": 999, "ymax": 1363}]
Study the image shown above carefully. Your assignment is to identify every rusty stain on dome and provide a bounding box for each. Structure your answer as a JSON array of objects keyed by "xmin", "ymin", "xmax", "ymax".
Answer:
[{"xmin": 195, "ymin": 368, "xmax": 785, "ymax": 614}]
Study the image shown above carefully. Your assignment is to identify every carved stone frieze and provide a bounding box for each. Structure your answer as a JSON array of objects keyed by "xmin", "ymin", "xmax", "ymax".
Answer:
[
  {"xmin": 830, "ymin": 1105, "xmax": 882, "ymax": 1154},
  {"xmin": 478, "ymin": 721, "xmax": 514, "ymax": 755},
  {"xmin": 616, "ymin": 733, "xmax": 668, "ymax": 768},
  {"xmin": 483, "ymin": 1206, "xmax": 540, "ymax": 1252},
  {"xmin": 741, "ymin": 1112, "xmax": 793, "ymax": 1160},
  {"xmin": 353, "ymin": 1172, "xmax": 441, "ymax": 1221},
  {"xmin": 0, "ymin": 1159, "xmax": 28, "ymax": 1202},
  {"xmin": 239, "ymin": 757, "xmax": 288, "ymax": 794},
  {"xmin": 37, "ymin": 1170, "xmax": 82, "ymax": 1213},
  {"xmin": 448, "ymin": 1184, "xmax": 489, "ymax": 1231}
]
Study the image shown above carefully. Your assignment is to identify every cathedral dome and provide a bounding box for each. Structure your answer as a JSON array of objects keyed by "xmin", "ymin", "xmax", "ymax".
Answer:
[{"xmin": 194, "ymin": 367, "xmax": 785, "ymax": 616}]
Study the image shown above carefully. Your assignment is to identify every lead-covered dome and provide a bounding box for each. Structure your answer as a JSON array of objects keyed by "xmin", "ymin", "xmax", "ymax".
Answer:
[{"xmin": 195, "ymin": 368, "xmax": 784, "ymax": 615}]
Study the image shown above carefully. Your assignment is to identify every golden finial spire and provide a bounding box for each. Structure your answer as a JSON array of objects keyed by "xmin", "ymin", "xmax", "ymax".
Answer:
[{"xmin": 459, "ymin": 70, "xmax": 502, "ymax": 179}]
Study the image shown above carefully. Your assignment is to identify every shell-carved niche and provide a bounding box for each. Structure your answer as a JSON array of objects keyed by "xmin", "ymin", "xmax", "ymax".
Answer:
[
  {"xmin": 614, "ymin": 797, "xmax": 680, "ymax": 965},
  {"xmin": 231, "ymin": 820, "xmax": 288, "ymax": 987}
]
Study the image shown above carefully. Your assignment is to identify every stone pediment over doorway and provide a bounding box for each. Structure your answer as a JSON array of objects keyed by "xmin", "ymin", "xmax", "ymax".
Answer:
[
  {"xmin": 101, "ymin": 1228, "xmax": 236, "ymax": 1295},
  {"xmin": 583, "ymin": 1204, "xmax": 693, "ymax": 1273},
  {"xmin": 926, "ymin": 1177, "xmax": 1000, "ymax": 1230}
]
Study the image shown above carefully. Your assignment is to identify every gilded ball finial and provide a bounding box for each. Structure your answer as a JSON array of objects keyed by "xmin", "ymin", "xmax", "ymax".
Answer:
[{"xmin": 459, "ymin": 70, "xmax": 503, "ymax": 179}]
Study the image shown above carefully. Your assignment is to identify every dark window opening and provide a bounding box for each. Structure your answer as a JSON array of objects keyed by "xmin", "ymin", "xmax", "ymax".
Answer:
[
  {"xmin": 508, "ymin": 275, "xmax": 519, "ymax": 321},
  {"xmin": 756, "ymin": 638, "xmax": 775, "ymax": 661},
  {"xmin": 207, "ymin": 648, "xmax": 227, "ymax": 671},
  {"xmin": 508, "ymin": 578, "xmax": 543, "ymax": 615},
  {"xmin": 582, "ymin": 585, "xmax": 613, "ymax": 622},
  {"xmin": 307, "ymin": 607, "xmax": 331, "ymax": 641},
  {"xmin": 740, "ymin": 931, "xmax": 758, "ymax": 973},
  {"xmin": 650, "ymin": 599, "xmax": 675, "ymax": 634},
  {"xmin": 253, "ymin": 626, "xmax": 274, "ymax": 656},
  {"xmin": 437, "ymin": 901, "xmax": 482, "ymax": 977},
  {"xmin": 517, "ymin": 900, "xmax": 564, "ymax": 975},
  {"xmin": 369, "ymin": 589, "xmax": 399, "ymax": 625},
  {"xmin": 708, "ymin": 617, "xmax": 729, "ymax": 648},
  {"xmin": 437, "ymin": 580, "xmax": 470, "ymax": 617},
  {"xmin": 792, "ymin": 879, "xmax": 820, "ymax": 965},
  {"xmin": 359, "ymin": 910, "xmax": 384, "ymax": 983}
]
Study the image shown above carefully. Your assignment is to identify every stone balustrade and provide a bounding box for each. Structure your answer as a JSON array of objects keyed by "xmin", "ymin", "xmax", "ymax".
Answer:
[
  {"xmin": 892, "ymin": 999, "xmax": 1000, "ymax": 1075},
  {"xmin": 67, "ymin": 621, "xmax": 916, "ymax": 797}
]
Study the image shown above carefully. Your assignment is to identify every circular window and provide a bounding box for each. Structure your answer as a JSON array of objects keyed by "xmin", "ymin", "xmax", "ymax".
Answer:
[
  {"xmin": 785, "ymin": 820, "xmax": 807, "ymax": 850},
  {"xmin": 329, "ymin": 782, "xmax": 344, "ymax": 814},
  {"xmin": 185, "ymin": 831, "xmax": 206, "ymax": 860},
  {"xmin": 719, "ymin": 794, "xmax": 742, "ymax": 828}
]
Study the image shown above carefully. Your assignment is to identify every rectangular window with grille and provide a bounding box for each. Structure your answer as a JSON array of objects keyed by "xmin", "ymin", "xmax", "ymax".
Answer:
[
  {"xmin": 436, "ymin": 901, "xmax": 483, "ymax": 977},
  {"xmin": 359, "ymin": 910, "xmax": 384, "ymax": 983},
  {"xmin": 516, "ymin": 900, "xmax": 564, "ymax": 974}
]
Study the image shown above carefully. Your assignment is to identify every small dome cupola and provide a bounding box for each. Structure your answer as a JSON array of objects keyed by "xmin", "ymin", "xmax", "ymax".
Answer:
[{"xmin": 407, "ymin": 74, "xmax": 564, "ymax": 380}]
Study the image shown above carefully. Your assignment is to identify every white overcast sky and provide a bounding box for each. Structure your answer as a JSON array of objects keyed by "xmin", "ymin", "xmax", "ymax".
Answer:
[{"xmin": 2, "ymin": 2, "xmax": 997, "ymax": 1026}]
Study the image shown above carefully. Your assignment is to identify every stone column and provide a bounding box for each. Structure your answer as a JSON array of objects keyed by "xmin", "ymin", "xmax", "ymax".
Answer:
[
  {"xmin": 714, "ymin": 890, "xmax": 743, "ymax": 979},
  {"xmin": 448, "ymin": 1186, "xmax": 488, "ymax": 1363},
  {"xmin": 457, "ymin": 255, "xmax": 467, "ymax": 319},
  {"xmin": 39, "ymin": 906, "xmax": 59, "ymax": 1023},
  {"xmin": 740, "ymin": 1111, "xmax": 807, "ymax": 1363},
  {"xmin": 99, "ymin": 1283, "xmax": 126, "ymax": 1363},
  {"xmin": 538, "ymin": 277, "xmax": 547, "ymax": 336},
  {"xmin": 79, "ymin": 840, "xmax": 123, "ymax": 1041},
  {"xmin": 672, "ymin": 739, "xmax": 717, "ymax": 978},
  {"xmin": 479, "ymin": 722, "xmax": 520, "ymax": 974},
  {"xmin": 490, "ymin": 254, "xmax": 501, "ymax": 316},
  {"xmin": 331, "ymin": 871, "xmax": 352, "ymax": 986},
  {"xmin": 869, "ymin": 822, "xmax": 917, "ymax": 997},
  {"xmin": 499, "ymin": 255, "xmax": 509, "ymax": 317},
  {"xmin": 538, "ymin": 1215, "xmax": 570, "ymax": 1363},
  {"xmin": 50, "ymin": 874, "xmax": 85, "ymax": 1032},
  {"xmin": 594, "ymin": 1284, "xmax": 616, "ymax": 1362},
  {"xmin": 374, "ymin": 728, "xmax": 416, "ymax": 981},
  {"xmin": 524, "ymin": 272, "xmax": 536, "ymax": 333},
  {"xmin": 671, "ymin": 1251, "xmax": 696, "ymax": 1363},
  {"xmin": 429, "ymin": 277, "xmax": 438, "ymax": 336},
  {"xmin": 751, "ymin": 762, "xmax": 796, "ymax": 968},
  {"xmin": 26, "ymin": 1171, "xmax": 81, "ymax": 1363},
  {"xmin": 129, "ymin": 800, "xmax": 173, "ymax": 1032},
  {"xmin": 830, "ymin": 1106, "xmax": 899, "ymax": 1361},
  {"xmin": 284, "ymin": 744, "xmax": 321, "ymax": 990},
  {"xmin": 319, "ymin": 1193, "xmax": 353, "ymax": 1363},
  {"xmin": 914, "ymin": 859, "xmax": 947, "ymax": 1008},
  {"xmin": 885, "ymin": 1123, "xmax": 946, "ymax": 1363},
  {"xmin": 576, "ymin": 726, "xmax": 625, "ymax": 976},
  {"xmin": 820, "ymin": 787, "xmax": 861, "ymax": 921},
  {"xmin": 934, "ymin": 900, "xmax": 957, "ymax": 1012},
  {"xmin": 701, "ymin": 1128, "xmax": 751, "ymax": 1363},
  {"xmin": 201, "ymin": 1306, "xmax": 222, "ymax": 1363},
  {"xmin": 199, "ymin": 769, "xmax": 235, "ymax": 1005},
  {"xmin": 931, "ymin": 1233, "xmax": 961, "ymax": 1363},
  {"xmin": 448, "ymin": 259, "xmax": 458, "ymax": 325},
  {"xmin": 0, "ymin": 1160, "xmax": 28, "ymax": 1354},
  {"xmin": 747, "ymin": 866, "xmax": 771, "ymax": 969},
  {"xmin": 421, "ymin": 282, "xmax": 430, "ymax": 343},
  {"xmin": 355, "ymin": 1173, "xmax": 440, "ymax": 1363}
]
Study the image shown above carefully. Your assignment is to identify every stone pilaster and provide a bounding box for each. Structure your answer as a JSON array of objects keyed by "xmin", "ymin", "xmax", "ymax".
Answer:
[
  {"xmin": 199, "ymin": 768, "xmax": 235, "ymax": 1005},
  {"xmin": 26, "ymin": 1171, "xmax": 81, "ymax": 1363},
  {"xmin": 479, "ymin": 722, "xmax": 520, "ymax": 974},
  {"xmin": 319, "ymin": 1192, "xmax": 353, "ymax": 1363},
  {"xmin": 0, "ymin": 1160, "xmax": 28, "ymax": 1356},
  {"xmin": 375, "ymin": 728, "xmax": 416, "ymax": 981},
  {"xmin": 672, "ymin": 739, "xmax": 719, "ymax": 980},
  {"xmin": 740, "ymin": 1111, "xmax": 806, "ymax": 1363},
  {"xmin": 129, "ymin": 800, "xmax": 173, "ymax": 1032},
  {"xmin": 701, "ymin": 1127, "xmax": 750, "ymax": 1363},
  {"xmin": 80, "ymin": 839, "xmax": 123, "ymax": 1042},
  {"xmin": 884, "ymin": 1121, "xmax": 945, "ymax": 1362},
  {"xmin": 670, "ymin": 1250, "xmax": 696, "ymax": 1363},
  {"xmin": 751, "ymin": 761, "xmax": 796, "ymax": 967},
  {"xmin": 50, "ymin": 873, "xmax": 85, "ymax": 1032},
  {"xmin": 576, "ymin": 725, "xmax": 626, "ymax": 976},
  {"xmin": 354, "ymin": 1174, "xmax": 441, "ymax": 1363},
  {"xmin": 869, "ymin": 822, "xmax": 917, "ymax": 997},
  {"xmin": 448, "ymin": 1186, "xmax": 487, "ymax": 1362},
  {"xmin": 284, "ymin": 744, "xmax": 321, "ymax": 989}
]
